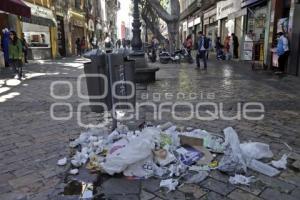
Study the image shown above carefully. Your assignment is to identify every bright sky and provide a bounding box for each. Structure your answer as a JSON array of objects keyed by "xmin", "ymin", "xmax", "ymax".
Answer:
[{"xmin": 117, "ymin": 0, "xmax": 133, "ymax": 39}]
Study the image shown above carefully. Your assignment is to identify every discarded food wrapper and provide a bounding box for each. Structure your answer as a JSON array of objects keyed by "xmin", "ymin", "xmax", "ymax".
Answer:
[
  {"xmin": 155, "ymin": 150, "xmax": 176, "ymax": 166},
  {"xmin": 218, "ymin": 127, "xmax": 247, "ymax": 173},
  {"xmin": 57, "ymin": 157, "xmax": 67, "ymax": 166},
  {"xmin": 240, "ymin": 142, "xmax": 273, "ymax": 160},
  {"xmin": 209, "ymin": 161, "xmax": 219, "ymax": 168},
  {"xmin": 179, "ymin": 135, "xmax": 214, "ymax": 165},
  {"xmin": 186, "ymin": 171, "xmax": 209, "ymax": 184},
  {"xmin": 271, "ymin": 154, "xmax": 288, "ymax": 170},
  {"xmin": 248, "ymin": 159, "xmax": 280, "ymax": 177},
  {"xmin": 176, "ymin": 145, "xmax": 204, "ymax": 166},
  {"xmin": 160, "ymin": 179, "xmax": 179, "ymax": 192},
  {"xmin": 69, "ymin": 169, "xmax": 79, "ymax": 175},
  {"xmin": 229, "ymin": 174, "xmax": 256, "ymax": 185}
]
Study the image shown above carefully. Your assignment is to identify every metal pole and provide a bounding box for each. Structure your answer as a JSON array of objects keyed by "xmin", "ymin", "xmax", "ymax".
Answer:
[{"xmin": 107, "ymin": 54, "xmax": 117, "ymax": 131}]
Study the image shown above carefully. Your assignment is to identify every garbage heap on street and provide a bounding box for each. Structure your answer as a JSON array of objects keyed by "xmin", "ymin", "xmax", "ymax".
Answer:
[{"xmin": 58, "ymin": 122, "xmax": 291, "ymax": 192}]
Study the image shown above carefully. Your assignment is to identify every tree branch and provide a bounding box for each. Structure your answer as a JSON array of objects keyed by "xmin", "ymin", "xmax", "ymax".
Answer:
[{"xmin": 146, "ymin": 0, "xmax": 174, "ymax": 22}]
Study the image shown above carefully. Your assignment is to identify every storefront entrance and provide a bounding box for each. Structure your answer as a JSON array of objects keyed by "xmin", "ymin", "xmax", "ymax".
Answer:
[{"xmin": 72, "ymin": 26, "xmax": 84, "ymax": 55}]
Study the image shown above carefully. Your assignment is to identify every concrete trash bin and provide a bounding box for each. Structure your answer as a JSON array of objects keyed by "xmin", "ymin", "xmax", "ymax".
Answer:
[{"xmin": 83, "ymin": 50, "xmax": 110, "ymax": 113}]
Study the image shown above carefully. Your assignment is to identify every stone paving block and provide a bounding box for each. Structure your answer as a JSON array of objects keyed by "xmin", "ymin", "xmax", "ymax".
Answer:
[
  {"xmin": 279, "ymin": 170, "xmax": 300, "ymax": 187},
  {"xmin": 236, "ymin": 180, "xmax": 266, "ymax": 196},
  {"xmin": 291, "ymin": 188, "xmax": 300, "ymax": 198},
  {"xmin": 200, "ymin": 191, "xmax": 229, "ymax": 200},
  {"xmin": 258, "ymin": 174, "xmax": 296, "ymax": 193},
  {"xmin": 103, "ymin": 194, "xmax": 139, "ymax": 200},
  {"xmin": 178, "ymin": 184, "xmax": 207, "ymax": 199},
  {"xmin": 228, "ymin": 189, "xmax": 262, "ymax": 200},
  {"xmin": 200, "ymin": 178, "xmax": 235, "ymax": 196},
  {"xmin": 101, "ymin": 178, "xmax": 141, "ymax": 195},
  {"xmin": 260, "ymin": 188, "xmax": 298, "ymax": 200},
  {"xmin": 140, "ymin": 190, "xmax": 155, "ymax": 200},
  {"xmin": 208, "ymin": 170, "xmax": 229, "ymax": 183},
  {"xmin": 0, "ymin": 191, "xmax": 28, "ymax": 200},
  {"xmin": 142, "ymin": 178, "xmax": 161, "ymax": 193},
  {"xmin": 156, "ymin": 190, "xmax": 186, "ymax": 200},
  {"xmin": 8, "ymin": 173, "xmax": 43, "ymax": 189}
]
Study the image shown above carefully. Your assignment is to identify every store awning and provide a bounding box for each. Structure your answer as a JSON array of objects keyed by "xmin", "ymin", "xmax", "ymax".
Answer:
[
  {"xmin": 22, "ymin": 15, "xmax": 56, "ymax": 27},
  {"xmin": 0, "ymin": 0, "xmax": 31, "ymax": 18}
]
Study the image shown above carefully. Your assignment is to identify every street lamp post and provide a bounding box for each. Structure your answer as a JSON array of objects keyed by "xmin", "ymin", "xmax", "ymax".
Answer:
[
  {"xmin": 131, "ymin": 0, "xmax": 143, "ymax": 52},
  {"xmin": 129, "ymin": 0, "xmax": 159, "ymax": 83}
]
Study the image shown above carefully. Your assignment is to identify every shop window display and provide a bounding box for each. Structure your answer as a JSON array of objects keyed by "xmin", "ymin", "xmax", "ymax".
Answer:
[{"xmin": 24, "ymin": 32, "xmax": 51, "ymax": 48}]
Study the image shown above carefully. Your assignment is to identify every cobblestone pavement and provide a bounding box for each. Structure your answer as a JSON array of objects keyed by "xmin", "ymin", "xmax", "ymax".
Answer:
[{"xmin": 0, "ymin": 56, "xmax": 300, "ymax": 200}]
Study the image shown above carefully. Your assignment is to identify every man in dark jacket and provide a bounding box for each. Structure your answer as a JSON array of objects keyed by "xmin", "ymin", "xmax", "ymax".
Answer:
[
  {"xmin": 232, "ymin": 33, "xmax": 239, "ymax": 59},
  {"xmin": 196, "ymin": 31, "xmax": 209, "ymax": 70}
]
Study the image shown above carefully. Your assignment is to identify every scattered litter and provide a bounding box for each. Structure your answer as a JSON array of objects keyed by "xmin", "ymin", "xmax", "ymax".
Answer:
[
  {"xmin": 160, "ymin": 179, "xmax": 179, "ymax": 192},
  {"xmin": 241, "ymin": 142, "xmax": 273, "ymax": 160},
  {"xmin": 57, "ymin": 157, "xmax": 67, "ymax": 166},
  {"xmin": 185, "ymin": 171, "xmax": 209, "ymax": 184},
  {"xmin": 271, "ymin": 154, "xmax": 288, "ymax": 169},
  {"xmin": 229, "ymin": 174, "xmax": 256, "ymax": 185},
  {"xmin": 189, "ymin": 165, "xmax": 210, "ymax": 172},
  {"xmin": 69, "ymin": 169, "xmax": 79, "ymax": 175},
  {"xmin": 62, "ymin": 122, "xmax": 290, "ymax": 197},
  {"xmin": 248, "ymin": 159, "xmax": 280, "ymax": 177},
  {"xmin": 218, "ymin": 127, "xmax": 247, "ymax": 173}
]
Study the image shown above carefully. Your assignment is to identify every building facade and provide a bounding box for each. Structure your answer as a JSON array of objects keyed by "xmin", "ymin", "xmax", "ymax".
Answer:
[{"xmin": 179, "ymin": 0, "xmax": 300, "ymax": 76}]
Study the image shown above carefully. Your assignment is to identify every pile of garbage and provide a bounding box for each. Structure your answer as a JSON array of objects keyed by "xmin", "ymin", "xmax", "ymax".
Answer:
[{"xmin": 58, "ymin": 122, "xmax": 290, "ymax": 191}]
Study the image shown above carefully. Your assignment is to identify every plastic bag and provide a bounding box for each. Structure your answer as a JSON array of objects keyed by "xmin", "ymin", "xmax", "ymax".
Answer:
[
  {"xmin": 248, "ymin": 159, "xmax": 280, "ymax": 177},
  {"xmin": 271, "ymin": 154, "xmax": 288, "ymax": 169},
  {"xmin": 240, "ymin": 142, "xmax": 273, "ymax": 160},
  {"xmin": 123, "ymin": 156, "xmax": 156, "ymax": 178},
  {"xmin": 229, "ymin": 174, "xmax": 256, "ymax": 185},
  {"xmin": 186, "ymin": 171, "xmax": 209, "ymax": 184},
  {"xmin": 160, "ymin": 179, "xmax": 178, "ymax": 192},
  {"xmin": 101, "ymin": 127, "xmax": 160, "ymax": 175},
  {"xmin": 218, "ymin": 127, "xmax": 247, "ymax": 173}
]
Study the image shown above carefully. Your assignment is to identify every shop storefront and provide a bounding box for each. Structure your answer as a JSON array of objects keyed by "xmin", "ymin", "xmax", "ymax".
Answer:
[
  {"xmin": 217, "ymin": 0, "xmax": 242, "ymax": 41},
  {"xmin": 68, "ymin": 10, "xmax": 86, "ymax": 55},
  {"xmin": 22, "ymin": 2, "xmax": 56, "ymax": 60},
  {"xmin": 241, "ymin": 0, "xmax": 271, "ymax": 63},
  {"xmin": 204, "ymin": 7, "xmax": 218, "ymax": 51}
]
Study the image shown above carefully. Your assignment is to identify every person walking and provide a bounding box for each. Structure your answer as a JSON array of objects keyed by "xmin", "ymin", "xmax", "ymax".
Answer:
[
  {"xmin": 104, "ymin": 33, "xmax": 113, "ymax": 53},
  {"xmin": 277, "ymin": 32, "xmax": 289, "ymax": 73},
  {"xmin": 75, "ymin": 38, "xmax": 81, "ymax": 56},
  {"xmin": 9, "ymin": 31, "xmax": 23, "ymax": 80},
  {"xmin": 196, "ymin": 31, "xmax": 209, "ymax": 70},
  {"xmin": 184, "ymin": 34, "xmax": 193, "ymax": 56},
  {"xmin": 231, "ymin": 33, "xmax": 239, "ymax": 59},
  {"xmin": 21, "ymin": 33, "xmax": 28, "ymax": 63},
  {"xmin": 81, "ymin": 37, "xmax": 86, "ymax": 54},
  {"xmin": 224, "ymin": 36, "xmax": 231, "ymax": 60}
]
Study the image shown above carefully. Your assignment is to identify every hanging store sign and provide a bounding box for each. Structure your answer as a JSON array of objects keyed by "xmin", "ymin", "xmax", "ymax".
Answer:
[
  {"xmin": 194, "ymin": 17, "xmax": 201, "ymax": 26},
  {"xmin": 204, "ymin": 8, "xmax": 217, "ymax": 19},
  {"xmin": 216, "ymin": 0, "xmax": 242, "ymax": 20},
  {"xmin": 188, "ymin": 19, "xmax": 194, "ymax": 28},
  {"xmin": 183, "ymin": 21, "xmax": 188, "ymax": 31},
  {"xmin": 24, "ymin": 2, "xmax": 54, "ymax": 20}
]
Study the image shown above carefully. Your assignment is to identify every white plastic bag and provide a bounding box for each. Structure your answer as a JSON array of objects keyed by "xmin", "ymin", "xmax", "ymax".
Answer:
[
  {"xmin": 240, "ymin": 142, "xmax": 273, "ymax": 160},
  {"xmin": 271, "ymin": 154, "xmax": 288, "ymax": 169},
  {"xmin": 218, "ymin": 127, "xmax": 247, "ymax": 173},
  {"xmin": 229, "ymin": 174, "xmax": 256, "ymax": 185},
  {"xmin": 123, "ymin": 156, "xmax": 155, "ymax": 178},
  {"xmin": 101, "ymin": 127, "xmax": 160, "ymax": 175}
]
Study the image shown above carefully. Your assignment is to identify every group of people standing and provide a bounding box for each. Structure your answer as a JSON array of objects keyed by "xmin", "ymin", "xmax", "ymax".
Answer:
[{"xmin": 1, "ymin": 29, "xmax": 28, "ymax": 80}]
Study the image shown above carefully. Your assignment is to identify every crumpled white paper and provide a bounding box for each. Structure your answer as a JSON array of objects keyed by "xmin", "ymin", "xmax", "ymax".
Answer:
[
  {"xmin": 271, "ymin": 154, "xmax": 288, "ymax": 169},
  {"xmin": 160, "ymin": 179, "xmax": 179, "ymax": 192}
]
